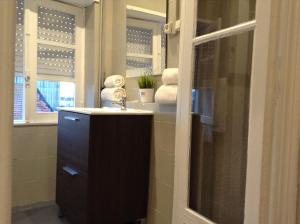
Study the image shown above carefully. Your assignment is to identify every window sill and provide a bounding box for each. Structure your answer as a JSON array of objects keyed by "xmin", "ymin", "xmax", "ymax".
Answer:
[
  {"xmin": 126, "ymin": 72, "xmax": 163, "ymax": 78},
  {"xmin": 14, "ymin": 121, "xmax": 58, "ymax": 127}
]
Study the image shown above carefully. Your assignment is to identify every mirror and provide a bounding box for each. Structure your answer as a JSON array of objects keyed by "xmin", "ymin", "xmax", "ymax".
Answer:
[{"xmin": 125, "ymin": 0, "xmax": 167, "ymax": 77}]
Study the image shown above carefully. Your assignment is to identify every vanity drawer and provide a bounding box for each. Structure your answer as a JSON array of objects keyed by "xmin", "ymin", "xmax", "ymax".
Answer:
[
  {"xmin": 58, "ymin": 111, "xmax": 90, "ymax": 130},
  {"xmin": 58, "ymin": 111, "xmax": 90, "ymax": 172},
  {"xmin": 56, "ymin": 159, "xmax": 88, "ymax": 224}
]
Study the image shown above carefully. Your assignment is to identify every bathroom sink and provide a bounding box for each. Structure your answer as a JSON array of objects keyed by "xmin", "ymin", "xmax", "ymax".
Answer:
[{"xmin": 59, "ymin": 107, "xmax": 153, "ymax": 115}]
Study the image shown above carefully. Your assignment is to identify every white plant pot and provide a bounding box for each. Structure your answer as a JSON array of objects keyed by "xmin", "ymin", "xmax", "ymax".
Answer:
[{"xmin": 139, "ymin": 89, "xmax": 154, "ymax": 103}]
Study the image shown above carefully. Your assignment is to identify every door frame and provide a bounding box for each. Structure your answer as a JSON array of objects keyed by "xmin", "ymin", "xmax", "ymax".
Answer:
[
  {"xmin": 260, "ymin": 0, "xmax": 300, "ymax": 223},
  {"xmin": 170, "ymin": 0, "xmax": 299, "ymax": 223},
  {"xmin": 0, "ymin": 1, "xmax": 16, "ymax": 224}
]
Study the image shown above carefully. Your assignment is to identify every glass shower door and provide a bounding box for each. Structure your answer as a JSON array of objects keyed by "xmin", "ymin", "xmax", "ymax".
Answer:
[
  {"xmin": 172, "ymin": 0, "xmax": 262, "ymax": 223},
  {"xmin": 189, "ymin": 31, "xmax": 254, "ymax": 224}
]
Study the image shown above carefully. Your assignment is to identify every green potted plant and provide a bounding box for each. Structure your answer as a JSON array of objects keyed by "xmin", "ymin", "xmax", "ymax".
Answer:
[{"xmin": 138, "ymin": 72, "xmax": 156, "ymax": 103}]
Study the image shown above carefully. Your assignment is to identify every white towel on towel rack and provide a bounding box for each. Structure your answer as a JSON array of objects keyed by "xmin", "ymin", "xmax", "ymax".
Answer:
[
  {"xmin": 155, "ymin": 85, "xmax": 177, "ymax": 104},
  {"xmin": 104, "ymin": 75, "xmax": 125, "ymax": 88},
  {"xmin": 162, "ymin": 68, "xmax": 179, "ymax": 85},
  {"xmin": 101, "ymin": 87, "xmax": 126, "ymax": 102}
]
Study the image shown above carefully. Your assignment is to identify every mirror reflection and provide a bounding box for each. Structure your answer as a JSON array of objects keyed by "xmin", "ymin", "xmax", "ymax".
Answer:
[
  {"xmin": 125, "ymin": 0, "xmax": 167, "ymax": 77},
  {"xmin": 196, "ymin": 0, "xmax": 256, "ymax": 36}
]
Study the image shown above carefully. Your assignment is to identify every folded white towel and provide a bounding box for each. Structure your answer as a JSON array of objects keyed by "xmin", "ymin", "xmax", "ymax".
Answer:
[
  {"xmin": 162, "ymin": 68, "xmax": 179, "ymax": 85},
  {"xmin": 104, "ymin": 75, "xmax": 125, "ymax": 88},
  {"xmin": 101, "ymin": 87, "xmax": 126, "ymax": 102},
  {"xmin": 155, "ymin": 85, "xmax": 177, "ymax": 104}
]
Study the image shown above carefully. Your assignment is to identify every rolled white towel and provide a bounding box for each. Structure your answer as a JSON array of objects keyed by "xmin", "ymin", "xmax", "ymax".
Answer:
[
  {"xmin": 162, "ymin": 68, "xmax": 179, "ymax": 85},
  {"xmin": 155, "ymin": 85, "xmax": 177, "ymax": 104},
  {"xmin": 101, "ymin": 87, "xmax": 126, "ymax": 102},
  {"xmin": 104, "ymin": 75, "xmax": 125, "ymax": 88}
]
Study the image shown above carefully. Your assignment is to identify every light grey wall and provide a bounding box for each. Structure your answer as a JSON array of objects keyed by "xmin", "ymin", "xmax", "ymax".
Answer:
[
  {"xmin": 102, "ymin": 0, "xmax": 127, "ymax": 78},
  {"xmin": 12, "ymin": 126, "xmax": 57, "ymax": 208},
  {"xmin": 0, "ymin": 1, "xmax": 15, "ymax": 222},
  {"xmin": 146, "ymin": 0, "xmax": 179, "ymax": 222},
  {"xmin": 147, "ymin": 112, "xmax": 176, "ymax": 224},
  {"xmin": 84, "ymin": 2, "xmax": 102, "ymax": 107}
]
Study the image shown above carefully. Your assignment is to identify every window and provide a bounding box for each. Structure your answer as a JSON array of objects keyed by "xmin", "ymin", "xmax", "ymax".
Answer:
[
  {"xmin": 126, "ymin": 18, "xmax": 166, "ymax": 77},
  {"xmin": 14, "ymin": 0, "xmax": 25, "ymax": 121},
  {"xmin": 14, "ymin": 0, "xmax": 84, "ymax": 123}
]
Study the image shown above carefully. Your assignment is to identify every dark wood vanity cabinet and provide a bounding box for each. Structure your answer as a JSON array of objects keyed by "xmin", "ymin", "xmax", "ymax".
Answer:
[{"xmin": 56, "ymin": 110, "xmax": 153, "ymax": 224}]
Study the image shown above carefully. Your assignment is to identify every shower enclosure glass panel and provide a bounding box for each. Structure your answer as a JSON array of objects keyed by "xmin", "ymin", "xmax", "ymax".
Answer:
[
  {"xmin": 189, "ymin": 31, "xmax": 254, "ymax": 224},
  {"xmin": 196, "ymin": 0, "xmax": 256, "ymax": 36}
]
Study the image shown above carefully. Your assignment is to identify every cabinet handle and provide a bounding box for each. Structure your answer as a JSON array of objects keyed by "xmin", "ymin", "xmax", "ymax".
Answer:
[
  {"xmin": 64, "ymin": 116, "xmax": 80, "ymax": 122},
  {"xmin": 63, "ymin": 166, "xmax": 79, "ymax": 176}
]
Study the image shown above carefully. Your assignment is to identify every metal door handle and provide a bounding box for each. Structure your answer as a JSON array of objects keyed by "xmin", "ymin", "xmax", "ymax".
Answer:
[
  {"xmin": 63, "ymin": 166, "xmax": 79, "ymax": 176},
  {"xmin": 64, "ymin": 116, "xmax": 80, "ymax": 122}
]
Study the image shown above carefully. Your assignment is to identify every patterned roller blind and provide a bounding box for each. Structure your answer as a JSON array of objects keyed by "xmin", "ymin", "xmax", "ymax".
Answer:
[
  {"xmin": 37, "ymin": 44, "xmax": 75, "ymax": 77},
  {"xmin": 38, "ymin": 6, "xmax": 76, "ymax": 45},
  {"xmin": 127, "ymin": 26, "xmax": 153, "ymax": 55},
  {"xmin": 15, "ymin": 0, "xmax": 24, "ymax": 74},
  {"xmin": 127, "ymin": 56, "xmax": 153, "ymax": 77}
]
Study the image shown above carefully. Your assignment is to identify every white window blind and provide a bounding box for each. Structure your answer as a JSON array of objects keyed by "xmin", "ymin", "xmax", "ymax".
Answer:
[
  {"xmin": 126, "ymin": 18, "xmax": 165, "ymax": 77},
  {"xmin": 15, "ymin": 0, "xmax": 24, "ymax": 74},
  {"xmin": 14, "ymin": 0, "xmax": 25, "ymax": 121},
  {"xmin": 127, "ymin": 26, "xmax": 153, "ymax": 55},
  {"xmin": 38, "ymin": 6, "xmax": 76, "ymax": 45},
  {"xmin": 37, "ymin": 44, "xmax": 75, "ymax": 77}
]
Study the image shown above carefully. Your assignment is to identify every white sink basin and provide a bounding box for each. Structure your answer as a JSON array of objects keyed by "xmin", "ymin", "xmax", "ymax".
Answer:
[{"xmin": 59, "ymin": 107, "xmax": 153, "ymax": 115}]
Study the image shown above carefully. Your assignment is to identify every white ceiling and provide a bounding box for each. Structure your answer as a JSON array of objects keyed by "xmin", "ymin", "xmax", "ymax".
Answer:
[{"xmin": 56, "ymin": 0, "xmax": 96, "ymax": 7}]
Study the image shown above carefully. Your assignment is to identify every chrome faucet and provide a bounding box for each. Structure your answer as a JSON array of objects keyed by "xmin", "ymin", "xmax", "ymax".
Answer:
[{"xmin": 112, "ymin": 96, "xmax": 127, "ymax": 110}]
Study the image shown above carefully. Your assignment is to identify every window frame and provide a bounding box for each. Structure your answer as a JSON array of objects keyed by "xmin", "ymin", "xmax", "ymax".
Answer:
[{"xmin": 18, "ymin": 0, "xmax": 85, "ymax": 124}]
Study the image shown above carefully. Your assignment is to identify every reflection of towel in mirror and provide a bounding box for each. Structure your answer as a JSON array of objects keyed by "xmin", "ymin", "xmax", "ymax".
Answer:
[
  {"xmin": 101, "ymin": 88, "xmax": 126, "ymax": 102},
  {"xmin": 155, "ymin": 85, "xmax": 177, "ymax": 104},
  {"xmin": 104, "ymin": 75, "xmax": 125, "ymax": 88},
  {"xmin": 162, "ymin": 68, "xmax": 179, "ymax": 85}
]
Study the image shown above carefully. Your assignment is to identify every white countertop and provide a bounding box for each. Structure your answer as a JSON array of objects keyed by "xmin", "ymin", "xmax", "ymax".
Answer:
[{"xmin": 59, "ymin": 107, "xmax": 154, "ymax": 115}]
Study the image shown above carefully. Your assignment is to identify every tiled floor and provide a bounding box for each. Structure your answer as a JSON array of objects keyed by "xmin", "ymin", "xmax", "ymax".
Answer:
[
  {"xmin": 12, "ymin": 205, "xmax": 69, "ymax": 224},
  {"xmin": 13, "ymin": 205, "xmax": 143, "ymax": 224}
]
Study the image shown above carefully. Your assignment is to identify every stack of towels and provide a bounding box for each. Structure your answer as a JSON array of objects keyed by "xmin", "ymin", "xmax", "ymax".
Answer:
[
  {"xmin": 101, "ymin": 75, "xmax": 126, "ymax": 102},
  {"xmin": 155, "ymin": 68, "xmax": 178, "ymax": 104}
]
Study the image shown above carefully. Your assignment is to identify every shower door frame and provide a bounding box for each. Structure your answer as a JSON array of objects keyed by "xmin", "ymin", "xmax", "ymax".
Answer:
[
  {"xmin": 171, "ymin": 0, "xmax": 300, "ymax": 223},
  {"xmin": 0, "ymin": 1, "xmax": 16, "ymax": 223}
]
